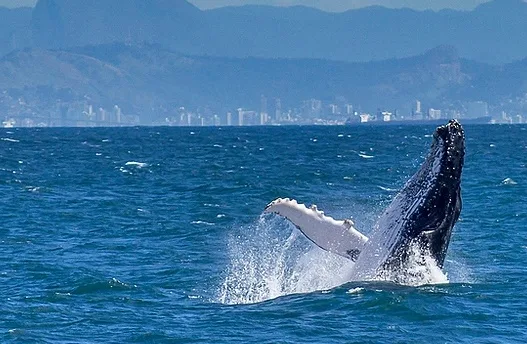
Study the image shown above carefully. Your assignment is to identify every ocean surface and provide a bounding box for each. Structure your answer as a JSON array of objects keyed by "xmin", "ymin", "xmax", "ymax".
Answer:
[{"xmin": 1, "ymin": 124, "xmax": 526, "ymax": 343}]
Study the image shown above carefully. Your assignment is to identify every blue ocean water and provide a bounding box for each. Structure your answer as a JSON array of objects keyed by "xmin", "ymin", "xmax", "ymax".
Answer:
[{"xmin": 1, "ymin": 124, "xmax": 526, "ymax": 343}]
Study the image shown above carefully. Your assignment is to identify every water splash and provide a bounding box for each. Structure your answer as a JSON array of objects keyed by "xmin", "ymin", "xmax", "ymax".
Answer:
[
  {"xmin": 218, "ymin": 215, "xmax": 452, "ymax": 304},
  {"xmin": 218, "ymin": 215, "xmax": 353, "ymax": 304},
  {"xmin": 501, "ymin": 178, "xmax": 517, "ymax": 185},
  {"xmin": 374, "ymin": 242, "xmax": 448, "ymax": 286},
  {"xmin": 125, "ymin": 161, "xmax": 148, "ymax": 168}
]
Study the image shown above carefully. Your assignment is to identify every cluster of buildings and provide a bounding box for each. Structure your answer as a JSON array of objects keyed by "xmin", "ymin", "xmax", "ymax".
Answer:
[
  {"xmin": 65, "ymin": 104, "xmax": 140, "ymax": 127},
  {"xmin": 350, "ymin": 100, "xmax": 494, "ymax": 124},
  {"xmin": 160, "ymin": 98, "xmax": 501, "ymax": 127},
  {"xmin": 1, "ymin": 98, "xmax": 139, "ymax": 128},
  {"xmin": 2, "ymin": 93, "xmax": 525, "ymax": 128},
  {"xmin": 161, "ymin": 97, "xmax": 285, "ymax": 127}
]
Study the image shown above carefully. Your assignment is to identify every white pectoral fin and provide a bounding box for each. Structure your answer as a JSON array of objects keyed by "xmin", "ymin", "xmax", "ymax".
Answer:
[{"xmin": 264, "ymin": 198, "xmax": 368, "ymax": 261}]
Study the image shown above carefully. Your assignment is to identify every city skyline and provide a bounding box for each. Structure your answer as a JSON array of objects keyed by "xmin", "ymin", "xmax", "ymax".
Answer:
[
  {"xmin": 2, "ymin": 0, "xmax": 527, "ymax": 128},
  {"xmin": 3, "ymin": 89, "xmax": 513, "ymax": 128}
]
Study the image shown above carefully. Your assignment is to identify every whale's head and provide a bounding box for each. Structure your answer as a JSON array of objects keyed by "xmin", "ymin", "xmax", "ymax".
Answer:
[
  {"xmin": 411, "ymin": 119, "xmax": 465, "ymax": 267},
  {"xmin": 431, "ymin": 119, "xmax": 465, "ymax": 184},
  {"xmin": 366, "ymin": 120, "xmax": 465, "ymax": 276}
]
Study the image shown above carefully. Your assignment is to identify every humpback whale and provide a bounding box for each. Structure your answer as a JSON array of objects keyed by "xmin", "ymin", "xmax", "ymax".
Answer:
[{"xmin": 265, "ymin": 120, "xmax": 465, "ymax": 281}]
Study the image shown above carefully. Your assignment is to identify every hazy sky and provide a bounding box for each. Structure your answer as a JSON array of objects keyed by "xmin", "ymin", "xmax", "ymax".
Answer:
[
  {"xmin": 0, "ymin": 0, "xmax": 35, "ymax": 7},
  {"xmin": 0, "ymin": 0, "xmax": 491, "ymax": 11}
]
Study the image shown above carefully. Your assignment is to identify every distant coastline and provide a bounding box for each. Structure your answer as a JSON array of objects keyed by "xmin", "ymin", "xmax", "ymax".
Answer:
[{"xmin": 345, "ymin": 116, "xmax": 495, "ymax": 126}]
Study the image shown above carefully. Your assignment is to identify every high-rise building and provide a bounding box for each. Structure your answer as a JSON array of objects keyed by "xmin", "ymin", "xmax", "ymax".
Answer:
[
  {"xmin": 237, "ymin": 108, "xmax": 244, "ymax": 126},
  {"xmin": 415, "ymin": 100, "xmax": 422, "ymax": 115},
  {"xmin": 260, "ymin": 112, "xmax": 268, "ymax": 125},
  {"xmin": 275, "ymin": 98, "xmax": 282, "ymax": 122},
  {"xmin": 345, "ymin": 104, "xmax": 354, "ymax": 115},
  {"xmin": 98, "ymin": 107, "xmax": 106, "ymax": 123},
  {"xmin": 114, "ymin": 105, "xmax": 122, "ymax": 124},
  {"xmin": 260, "ymin": 95, "xmax": 269, "ymax": 124}
]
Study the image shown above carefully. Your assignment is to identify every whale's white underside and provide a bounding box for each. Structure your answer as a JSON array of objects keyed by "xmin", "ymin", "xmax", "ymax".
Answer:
[
  {"xmin": 265, "ymin": 197, "xmax": 418, "ymax": 280},
  {"xmin": 265, "ymin": 198, "xmax": 369, "ymax": 261}
]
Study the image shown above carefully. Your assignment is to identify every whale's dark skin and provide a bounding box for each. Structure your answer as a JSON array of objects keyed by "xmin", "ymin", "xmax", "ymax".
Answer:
[
  {"xmin": 265, "ymin": 120, "xmax": 465, "ymax": 281},
  {"xmin": 352, "ymin": 120, "xmax": 465, "ymax": 278},
  {"xmin": 407, "ymin": 120, "xmax": 464, "ymax": 267}
]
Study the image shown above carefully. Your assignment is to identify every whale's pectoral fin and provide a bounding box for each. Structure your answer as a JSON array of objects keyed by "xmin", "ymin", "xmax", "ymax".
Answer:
[{"xmin": 264, "ymin": 198, "xmax": 368, "ymax": 261}]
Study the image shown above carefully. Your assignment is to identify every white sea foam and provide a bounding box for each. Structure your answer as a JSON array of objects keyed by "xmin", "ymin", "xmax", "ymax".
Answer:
[
  {"xmin": 218, "ymin": 215, "xmax": 452, "ymax": 304},
  {"xmin": 191, "ymin": 220, "xmax": 215, "ymax": 226},
  {"xmin": 443, "ymin": 258, "xmax": 474, "ymax": 284},
  {"xmin": 358, "ymin": 153, "xmax": 374, "ymax": 159},
  {"xmin": 125, "ymin": 161, "xmax": 148, "ymax": 168},
  {"xmin": 347, "ymin": 287, "xmax": 364, "ymax": 294},
  {"xmin": 373, "ymin": 242, "xmax": 448, "ymax": 286},
  {"xmin": 502, "ymin": 178, "xmax": 517, "ymax": 185},
  {"xmin": 218, "ymin": 215, "xmax": 353, "ymax": 304},
  {"xmin": 377, "ymin": 185, "xmax": 397, "ymax": 192}
]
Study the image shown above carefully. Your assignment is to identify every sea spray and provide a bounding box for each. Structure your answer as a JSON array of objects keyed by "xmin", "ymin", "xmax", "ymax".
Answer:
[
  {"xmin": 218, "ymin": 214, "xmax": 460, "ymax": 304},
  {"xmin": 374, "ymin": 241, "xmax": 449, "ymax": 286},
  {"xmin": 218, "ymin": 214, "xmax": 353, "ymax": 304}
]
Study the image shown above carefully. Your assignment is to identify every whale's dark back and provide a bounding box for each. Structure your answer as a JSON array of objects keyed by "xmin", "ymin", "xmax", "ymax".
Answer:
[{"xmin": 352, "ymin": 120, "xmax": 465, "ymax": 278}]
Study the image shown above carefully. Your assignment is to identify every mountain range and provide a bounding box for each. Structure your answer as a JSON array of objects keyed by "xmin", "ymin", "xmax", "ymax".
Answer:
[
  {"xmin": 1, "ymin": 0, "xmax": 527, "ymax": 124},
  {"xmin": 1, "ymin": 43, "xmax": 526, "ymax": 123},
  {"xmin": 1, "ymin": 0, "xmax": 527, "ymax": 64}
]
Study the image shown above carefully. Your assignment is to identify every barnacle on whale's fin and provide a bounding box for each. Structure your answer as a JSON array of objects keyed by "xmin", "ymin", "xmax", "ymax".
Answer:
[{"xmin": 265, "ymin": 198, "xmax": 368, "ymax": 261}]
